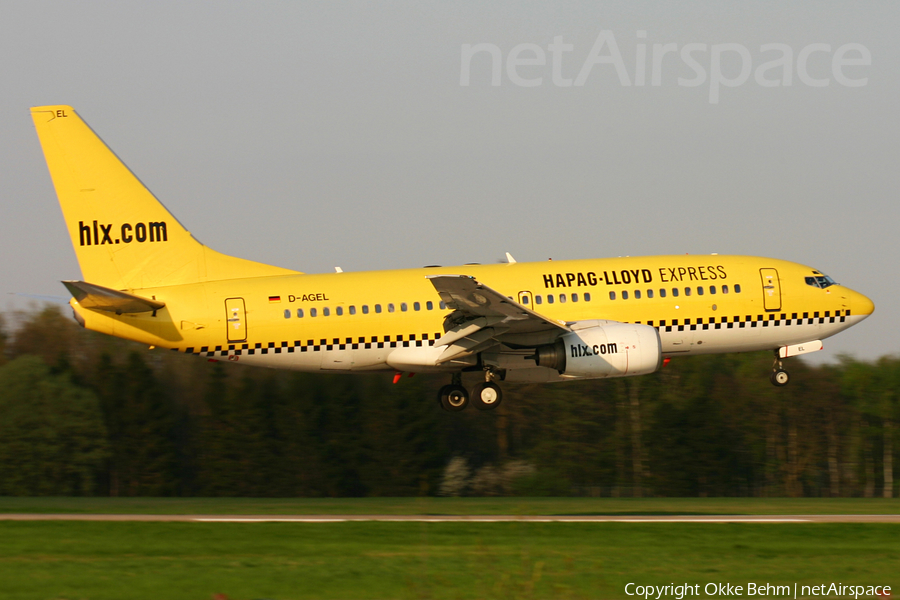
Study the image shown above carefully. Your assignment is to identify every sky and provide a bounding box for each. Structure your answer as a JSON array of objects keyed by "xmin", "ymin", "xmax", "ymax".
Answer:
[{"xmin": 1, "ymin": 1, "xmax": 897, "ymax": 364}]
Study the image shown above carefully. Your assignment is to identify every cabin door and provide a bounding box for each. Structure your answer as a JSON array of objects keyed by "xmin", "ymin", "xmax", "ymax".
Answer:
[
  {"xmin": 225, "ymin": 298, "xmax": 248, "ymax": 342},
  {"xmin": 760, "ymin": 269, "xmax": 782, "ymax": 312}
]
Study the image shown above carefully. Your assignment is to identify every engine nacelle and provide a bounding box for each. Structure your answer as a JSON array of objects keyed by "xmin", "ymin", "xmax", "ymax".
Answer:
[{"xmin": 533, "ymin": 320, "xmax": 662, "ymax": 378}]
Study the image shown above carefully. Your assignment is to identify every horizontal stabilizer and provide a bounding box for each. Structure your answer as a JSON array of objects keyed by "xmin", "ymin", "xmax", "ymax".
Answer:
[{"xmin": 62, "ymin": 280, "xmax": 165, "ymax": 314}]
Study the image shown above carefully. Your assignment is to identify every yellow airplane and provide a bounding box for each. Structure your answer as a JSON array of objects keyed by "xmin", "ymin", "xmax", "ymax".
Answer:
[{"xmin": 31, "ymin": 105, "xmax": 875, "ymax": 411}]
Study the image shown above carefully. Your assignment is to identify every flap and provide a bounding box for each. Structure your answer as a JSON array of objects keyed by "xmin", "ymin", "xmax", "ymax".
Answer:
[{"xmin": 427, "ymin": 275, "xmax": 569, "ymax": 348}]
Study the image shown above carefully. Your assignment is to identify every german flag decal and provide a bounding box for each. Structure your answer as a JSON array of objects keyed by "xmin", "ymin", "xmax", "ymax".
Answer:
[{"xmin": 268, "ymin": 295, "xmax": 281, "ymax": 303}]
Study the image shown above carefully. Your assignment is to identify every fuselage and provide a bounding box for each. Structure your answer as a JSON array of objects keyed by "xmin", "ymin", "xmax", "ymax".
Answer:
[
  {"xmin": 71, "ymin": 254, "xmax": 874, "ymax": 381},
  {"xmin": 32, "ymin": 105, "xmax": 875, "ymax": 403}
]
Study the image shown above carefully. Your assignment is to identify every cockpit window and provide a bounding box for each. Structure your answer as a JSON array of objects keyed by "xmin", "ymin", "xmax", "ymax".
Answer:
[{"xmin": 805, "ymin": 275, "xmax": 836, "ymax": 289}]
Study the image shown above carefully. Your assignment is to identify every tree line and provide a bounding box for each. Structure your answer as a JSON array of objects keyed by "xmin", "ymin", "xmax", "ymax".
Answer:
[{"xmin": 0, "ymin": 306, "xmax": 895, "ymax": 497}]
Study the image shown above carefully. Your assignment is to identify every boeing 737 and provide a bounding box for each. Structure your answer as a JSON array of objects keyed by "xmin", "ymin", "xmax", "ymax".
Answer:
[{"xmin": 30, "ymin": 105, "xmax": 874, "ymax": 411}]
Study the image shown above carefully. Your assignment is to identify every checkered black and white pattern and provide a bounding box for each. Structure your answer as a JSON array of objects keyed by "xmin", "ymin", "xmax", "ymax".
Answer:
[{"xmin": 172, "ymin": 309, "xmax": 851, "ymax": 356}]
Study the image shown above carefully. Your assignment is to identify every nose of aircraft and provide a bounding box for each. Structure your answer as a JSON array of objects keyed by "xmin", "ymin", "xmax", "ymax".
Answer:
[{"xmin": 852, "ymin": 289, "xmax": 875, "ymax": 317}]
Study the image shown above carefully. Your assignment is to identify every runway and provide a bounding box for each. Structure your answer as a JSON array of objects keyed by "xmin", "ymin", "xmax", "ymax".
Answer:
[{"xmin": 2, "ymin": 514, "xmax": 899, "ymax": 523}]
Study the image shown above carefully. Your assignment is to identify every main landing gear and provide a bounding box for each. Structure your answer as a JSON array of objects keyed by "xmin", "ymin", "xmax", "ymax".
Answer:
[
  {"xmin": 770, "ymin": 353, "xmax": 790, "ymax": 387},
  {"xmin": 437, "ymin": 371, "xmax": 504, "ymax": 412},
  {"xmin": 437, "ymin": 376, "xmax": 468, "ymax": 412}
]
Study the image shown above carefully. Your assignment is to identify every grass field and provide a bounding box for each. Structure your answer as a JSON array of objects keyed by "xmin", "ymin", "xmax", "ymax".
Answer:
[
  {"xmin": 1, "ymin": 498, "xmax": 898, "ymax": 600},
  {"xmin": 0, "ymin": 521, "xmax": 898, "ymax": 600},
  {"xmin": 1, "ymin": 496, "xmax": 899, "ymax": 515}
]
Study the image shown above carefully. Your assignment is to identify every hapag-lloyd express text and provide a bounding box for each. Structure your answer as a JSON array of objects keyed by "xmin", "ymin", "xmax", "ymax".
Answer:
[{"xmin": 542, "ymin": 265, "xmax": 728, "ymax": 289}]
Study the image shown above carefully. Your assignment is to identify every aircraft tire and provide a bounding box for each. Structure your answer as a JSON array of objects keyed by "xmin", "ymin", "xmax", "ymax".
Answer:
[
  {"xmin": 471, "ymin": 382, "xmax": 503, "ymax": 411},
  {"xmin": 439, "ymin": 384, "xmax": 469, "ymax": 411},
  {"xmin": 770, "ymin": 369, "xmax": 790, "ymax": 386},
  {"xmin": 436, "ymin": 386, "xmax": 446, "ymax": 407}
]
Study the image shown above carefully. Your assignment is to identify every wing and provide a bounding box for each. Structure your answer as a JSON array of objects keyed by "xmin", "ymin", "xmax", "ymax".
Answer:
[{"xmin": 427, "ymin": 275, "xmax": 569, "ymax": 364}]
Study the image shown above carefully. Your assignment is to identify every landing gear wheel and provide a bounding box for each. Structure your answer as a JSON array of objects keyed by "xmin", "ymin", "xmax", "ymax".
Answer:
[
  {"xmin": 471, "ymin": 382, "xmax": 503, "ymax": 411},
  {"xmin": 438, "ymin": 384, "xmax": 469, "ymax": 411},
  {"xmin": 770, "ymin": 369, "xmax": 790, "ymax": 386}
]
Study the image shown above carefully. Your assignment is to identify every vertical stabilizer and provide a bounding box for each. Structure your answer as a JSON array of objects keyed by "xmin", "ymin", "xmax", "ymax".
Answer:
[{"xmin": 31, "ymin": 105, "xmax": 298, "ymax": 290}]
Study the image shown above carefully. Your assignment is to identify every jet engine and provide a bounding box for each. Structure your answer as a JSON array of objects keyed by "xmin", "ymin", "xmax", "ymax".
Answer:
[{"xmin": 532, "ymin": 320, "xmax": 662, "ymax": 378}]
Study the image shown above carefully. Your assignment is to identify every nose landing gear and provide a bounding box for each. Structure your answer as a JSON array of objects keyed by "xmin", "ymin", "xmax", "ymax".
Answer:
[{"xmin": 771, "ymin": 354, "xmax": 790, "ymax": 386}]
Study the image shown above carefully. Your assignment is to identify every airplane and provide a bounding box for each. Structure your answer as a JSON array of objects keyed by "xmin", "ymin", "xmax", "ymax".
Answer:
[{"xmin": 30, "ymin": 105, "xmax": 875, "ymax": 412}]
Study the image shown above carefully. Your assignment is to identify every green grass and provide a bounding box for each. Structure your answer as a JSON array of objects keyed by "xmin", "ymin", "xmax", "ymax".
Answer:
[
  {"xmin": 1, "ymin": 499, "xmax": 897, "ymax": 599},
  {"xmin": 0, "ymin": 496, "xmax": 899, "ymax": 515},
  {"xmin": 0, "ymin": 521, "xmax": 898, "ymax": 600}
]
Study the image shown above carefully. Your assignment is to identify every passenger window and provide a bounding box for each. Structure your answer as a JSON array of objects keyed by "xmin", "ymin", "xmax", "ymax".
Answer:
[
  {"xmin": 634, "ymin": 290, "xmax": 641, "ymax": 299},
  {"xmin": 609, "ymin": 291, "xmax": 616, "ymax": 300},
  {"xmin": 439, "ymin": 301, "xmax": 446, "ymax": 310},
  {"xmin": 722, "ymin": 285, "xmax": 729, "ymax": 294},
  {"xmin": 622, "ymin": 291, "xmax": 629, "ymax": 300},
  {"xmin": 660, "ymin": 289, "xmax": 667, "ymax": 298},
  {"xmin": 375, "ymin": 304, "xmax": 382, "ymax": 313},
  {"xmin": 362, "ymin": 305, "xmax": 369, "ymax": 314},
  {"xmin": 535, "ymin": 295, "xmax": 542, "ymax": 304},
  {"xmin": 697, "ymin": 287, "xmax": 704, "ymax": 296},
  {"xmin": 388, "ymin": 303, "xmax": 395, "ymax": 313},
  {"xmin": 426, "ymin": 301, "xmax": 433, "ymax": 310},
  {"xmin": 548, "ymin": 295, "xmax": 555, "ymax": 304},
  {"xmin": 336, "ymin": 306, "xmax": 343, "ymax": 316},
  {"xmin": 283, "ymin": 309, "xmax": 291, "ymax": 319},
  {"xmin": 400, "ymin": 303, "xmax": 407, "ymax": 312},
  {"xmin": 571, "ymin": 293, "xmax": 578, "ymax": 302},
  {"xmin": 413, "ymin": 302, "xmax": 420, "ymax": 311},
  {"xmin": 672, "ymin": 288, "xmax": 679, "ymax": 297},
  {"xmin": 709, "ymin": 286, "xmax": 716, "ymax": 295},
  {"xmin": 735, "ymin": 284, "xmax": 742, "ymax": 293},
  {"xmin": 297, "ymin": 308, "xmax": 304, "ymax": 318},
  {"xmin": 349, "ymin": 306, "xmax": 356, "ymax": 315},
  {"xmin": 584, "ymin": 292, "xmax": 591, "ymax": 302},
  {"xmin": 684, "ymin": 288, "xmax": 691, "ymax": 297},
  {"xmin": 323, "ymin": 307, "xmax": 330, "ymax": 316},
  {"xmin": 559, "ymin": 294, "xmax": 566, "ymax": 303},
  {"xmin": 647, "ymin": 289, "xmax": 654, "ymax": 299},
  {"xmin": 310, "ymin": 308, "xmax": 317, "ymax": 317}
]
